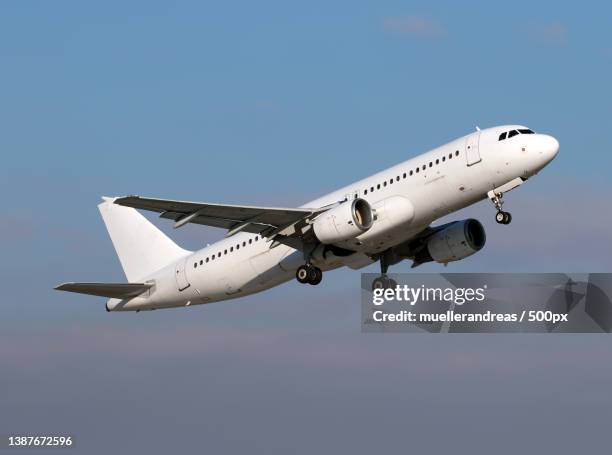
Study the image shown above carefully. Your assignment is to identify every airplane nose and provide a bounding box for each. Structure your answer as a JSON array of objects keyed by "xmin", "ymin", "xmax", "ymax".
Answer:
[
  {"xmin": 544, "ymin": 135, "xmax": 560, "ymax": 159},
  {"xmin": 533, "ymin": 134, "xmax": 560, "ymax": 163}
]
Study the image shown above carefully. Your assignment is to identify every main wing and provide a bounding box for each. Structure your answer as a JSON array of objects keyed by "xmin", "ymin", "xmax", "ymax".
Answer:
[{"xmin": 114, "ymin": 195, "xmax": 332, "ymax": 250}]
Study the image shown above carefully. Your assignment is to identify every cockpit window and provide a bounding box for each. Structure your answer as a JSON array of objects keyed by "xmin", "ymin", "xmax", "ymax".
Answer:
[{"xmin": 499, "ymin": 128, "xmax": 535, "ymax": 141}]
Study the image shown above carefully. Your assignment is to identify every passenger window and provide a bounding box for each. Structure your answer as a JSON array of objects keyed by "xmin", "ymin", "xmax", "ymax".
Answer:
[
  {"xmin": 383, "ymin": 182, "xmax": 387, "ymax": 187},
  {"xmin": 377, "ymin": 184, "xmax": 380, "ymax": 189},
  {"xmin": 442, "ymin": 156, "xmax": 446, "ymax": 162},
  {"xmin": 206, "ymin": 258, "xmax": 209, "ymax": 263},
  {"xmin": 416, "ymin": 167, "xmax": 419, "ymax": 173},
  {"xmin": 194, "ymin": 262, "xmax": 197, "ymax": 268},
  {"xmin": 396, "ymin": 176, "xmax": 400, "ymax": 182},
  {"xmin": 242, "ymin": 241, "xmax": 246, "ymax": 247},
  {"xmin": 224, "ymin": 250, "xmax": 227, "ymax": 255},
  {"xmin": 499, "ymin": 132, "xmax": 507, "ymax": 141},
  {"xmin": 429, "ymin": 162, "xmax": 432, "ymax": 167},
  {"xmin": 389, "ymin": 179, "xmax": 393, "ymax": 184},
  {"xmin": 370, "ymin": 186, "xmax": 374, "ymax": 192},
  {"xmin": 449, "ymin": 153, "xmax": 452, "ymax": 159},
  {"xmin": 508, "ymin": 130, "xmax": 519, "ymax": 138},
  {"xmin": 402, "ymin": 173, "xmax": 406, "ymax": 179},
  {"xmin": 422, "ymin": 165, "xmax": 426, "ymax": 170},
  {"xmin": 200, "ymin": 260, "xmax": 203, "ymax": 265},
  {"xmin": 236, "ymin": 244, "xmax": 239, "ymax": 250},
  {"xmin": 436, "ymin": 159, "xmax": 439, "ymax": 165},
  {"xmin": 212, "ymin": 254, "xmax": 215, "ymax": 260},
  {"xmin": 455, "ymin": 150, "xmax": 459, "ymax": 156},
  {"xmin": 364, "ymin": 189, "xmax": 368, "ymax": 195},
  {"xmin": 248, "ymin": 239, "xmax": 252, "ymax": 244}
]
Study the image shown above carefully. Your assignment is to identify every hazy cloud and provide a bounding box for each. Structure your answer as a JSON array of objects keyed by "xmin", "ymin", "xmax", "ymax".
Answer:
[
  {"xmin": 527, "ymin": 22, "xmax": 568, "ymax": 45},
  {"xmin": 383, "ymin": 16, "xmax": 444, "ymax": 38},
  {"xmin": 4, "ymin": 325, "xmax": 612, "ymax": 454},
  {"xmin": 4, "ymin": 324, "xmax": 612, "ymax": 380}
]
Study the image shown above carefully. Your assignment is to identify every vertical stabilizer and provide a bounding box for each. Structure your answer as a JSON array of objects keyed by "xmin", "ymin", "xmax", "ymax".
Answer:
[{"xmin": 98, "ymin": 197, "xmax": 191, "ymax": 281}]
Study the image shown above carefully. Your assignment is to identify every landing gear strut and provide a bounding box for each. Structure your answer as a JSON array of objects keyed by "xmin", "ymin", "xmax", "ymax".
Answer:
[
  {"xmin": 371, "ymin": 251, "xmax": 397, "ymax": 291},
  {"xmin": 491, "ymin": 192, "xmax": 512, "ymax": 225},
  {"xmin": 296, "ymin": 264, "xmax": 323, "ymax": 285}
]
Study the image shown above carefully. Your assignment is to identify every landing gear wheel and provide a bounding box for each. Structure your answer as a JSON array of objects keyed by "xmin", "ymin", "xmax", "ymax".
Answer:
[
  {"xmin": 496, "ymin": 211, "xmax": 512, "ymax": 224},
  {"xmin": 372, "ymin": 277, "xmax": 385, "ymax": 291},
  {"xmin": 309, "ymin": 267, "xmax": 323, "ymax": 285},
  {"xmin": 372, "ymin": 276, "xmax": 397, "ymax": 291},
  {"xmin": 296, "ymin": 265, "xmax": 312, "ymax": 284},
  {"xmin": 296, "ymin": 265, "xmax": 323, "ymax": 285}
]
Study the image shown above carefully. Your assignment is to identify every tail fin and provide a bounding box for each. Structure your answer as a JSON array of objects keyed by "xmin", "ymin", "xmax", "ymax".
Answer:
[{"xmin": 98, "ymin": 197, "xmax": 191, "ymax": 281}]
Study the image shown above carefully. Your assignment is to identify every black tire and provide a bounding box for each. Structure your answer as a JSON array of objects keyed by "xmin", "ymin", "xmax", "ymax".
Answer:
[
  {"xmin": 503, "ymin": 212, "xmax": 512, "ymax": 224},
  {"xmin": 495, "ymin": 211, "xmax": 505, "ymax": 224},
  {"xmin": 372, "ymin": 276, "xmax": 395, "ymax": 291},
  {"xmin": 372, "ymin": 277, "xmax": 386, "ymax": 291},
  {"xmin": 296, "ymin": 265, "xmax": 311, "ymax": 284},
  {"xmin": 309, "ymin": 267, "xmax": 323, "ymax": 285}
]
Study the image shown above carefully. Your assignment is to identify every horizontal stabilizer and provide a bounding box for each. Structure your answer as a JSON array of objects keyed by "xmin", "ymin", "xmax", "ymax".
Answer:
[{"xmin": 55, "ymin": 282, "xmax": 153, "ymax": 299}]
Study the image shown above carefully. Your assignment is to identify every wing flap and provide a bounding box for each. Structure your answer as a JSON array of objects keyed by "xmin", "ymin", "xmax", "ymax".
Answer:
[{"xmin": 55, "ymin": 282, "xmax": 153, "ymax": 299}]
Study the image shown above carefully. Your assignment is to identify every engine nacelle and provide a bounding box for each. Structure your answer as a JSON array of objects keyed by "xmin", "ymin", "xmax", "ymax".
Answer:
[
  {"xmin": 313, "ymin": 198, "xmax": 373, "ymax": 244},
  {"xmin": 427, "ymin": 219, "xmax": 486, "ymax": 263}
]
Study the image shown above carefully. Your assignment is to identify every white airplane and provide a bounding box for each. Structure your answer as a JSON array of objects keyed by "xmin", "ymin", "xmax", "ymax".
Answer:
[{"xmin": 56, "ymin": 125, "xmax": 559, "ymax": 312}]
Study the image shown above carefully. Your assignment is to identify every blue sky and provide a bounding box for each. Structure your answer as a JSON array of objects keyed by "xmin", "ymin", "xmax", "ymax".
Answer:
[{"xmin": 1, "ymin": 1, "xmax": 612, "ymax": 453}]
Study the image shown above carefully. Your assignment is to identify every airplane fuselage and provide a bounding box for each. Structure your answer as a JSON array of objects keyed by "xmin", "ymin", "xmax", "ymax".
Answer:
[{"xmin": 106, "ymin": 124, "xmax": 559, "ymax": 311}]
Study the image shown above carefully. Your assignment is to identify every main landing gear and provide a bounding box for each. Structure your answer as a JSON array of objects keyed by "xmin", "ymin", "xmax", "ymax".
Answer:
[
  {"xmin": 371, "ymin": 251, "xmax": 397, "ymax": 291},
  {"xmin": 296, "ymin": 264, "xmax": 323, "ymax": 285},
  {"xmin": 491, "ymin": 192, "xmax": 512, "ymax": 225},
  {"xmin": 296, "ymin": 244, "xmax": 323, "ymax": 285}
]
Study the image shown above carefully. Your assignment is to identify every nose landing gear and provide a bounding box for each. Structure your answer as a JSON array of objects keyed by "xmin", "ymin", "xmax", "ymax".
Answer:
[
  {"xmin": 495, "ymin": 210, "xmax": 512, "ymax": 224},
  {"xmin": 491, "ymin": 192, "xmax": 512, "ymax": 225}
]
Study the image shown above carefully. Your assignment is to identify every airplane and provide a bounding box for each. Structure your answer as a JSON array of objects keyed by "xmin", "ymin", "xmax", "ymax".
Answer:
[{"xmin": 55, "ymin": 125, "xmax": 559, "ymax": 312}]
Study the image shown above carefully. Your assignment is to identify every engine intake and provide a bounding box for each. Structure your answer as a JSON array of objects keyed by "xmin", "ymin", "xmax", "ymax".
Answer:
[
  {"xmin": 427, "ymin": 219, "xmax": 486, "ymax": 263},
  {"xmin": 313, "ymin": 198, "xmax": 373, "ymax": 244}
]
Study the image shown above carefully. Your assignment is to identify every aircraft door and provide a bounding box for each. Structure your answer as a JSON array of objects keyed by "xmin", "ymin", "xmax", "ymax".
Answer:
[
  {"xmin": 465, "ymin": 132, "xmax": 482, "ymax": 166},
  {"xmin": 175, "ymin": 257, "xmax": 191, "ymax": 291}
]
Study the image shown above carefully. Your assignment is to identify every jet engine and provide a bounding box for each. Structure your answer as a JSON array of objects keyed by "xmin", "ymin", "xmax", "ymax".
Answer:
[
  {"xmin": 313, "ymin": 198, "xmax": 373, "ymax": 244},
  {"xmin": 426, "ymin": 219, "xmax": 486, "ymax": 263}
]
